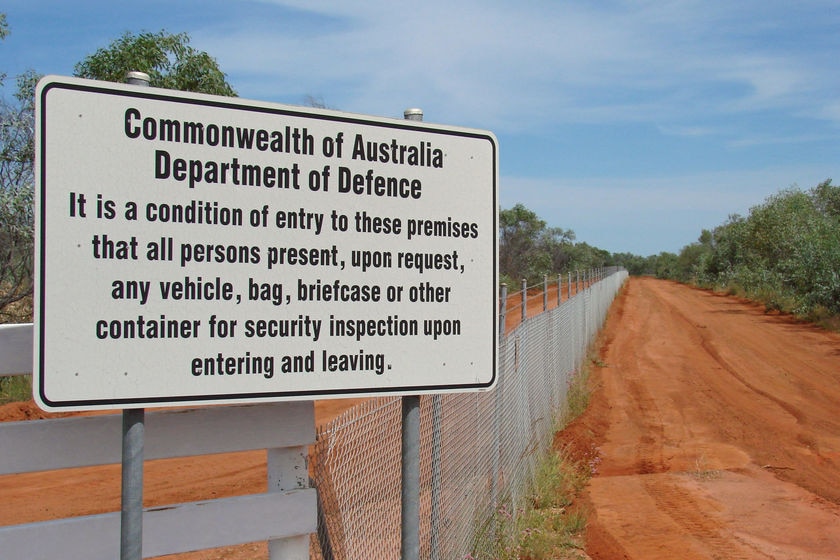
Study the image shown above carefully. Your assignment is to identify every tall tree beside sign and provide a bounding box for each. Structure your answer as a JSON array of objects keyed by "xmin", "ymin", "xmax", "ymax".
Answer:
[{"xmin": 74, "ymin": 30, "xmax": 237, "ymax": 97}]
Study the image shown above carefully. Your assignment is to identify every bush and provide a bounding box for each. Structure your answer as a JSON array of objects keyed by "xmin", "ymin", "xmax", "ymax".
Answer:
[{"xmin": 663, "ymin": 180, "xmax": 840, "ymax": 320}]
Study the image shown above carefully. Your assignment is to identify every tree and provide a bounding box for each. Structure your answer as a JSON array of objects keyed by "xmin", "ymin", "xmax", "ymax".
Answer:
[
  {"xmin": 1, "ymin": 26, "xmax": 237, "ymax": 320},
  {"xmin": 498, "ymin": 202, "xmax": 628, "ymax": 285},
  {"xmin": 675, "ymin": 241, "xmax": 710, "ymax": 283},
  {"xmin": 0, "ymin": 14, "xmax": 38, "ymax": 320},
  {"xmin": 653, "ymin": 252, "xmax": 679, "ymax": 279},
  {"xmin": 666, "ymin": 180, "xmax": 840, "ymax": 315},
  {"xmin": 812, "ymin": 179, "xmax": 840, "ymax": 220},
  {"xmin": 74, "ymin": 30, "xmax": 236, "ymax": 96},
  {"xmin": 611, "ymin": 252, "xmax": 652, "ymax": 276},
  {"xmin": 499, "ymin": 204, "xmax": 553, "ymax": 285},
  {"xmin": 565, "ymin": 241, "xmax": 611, "ymax": 272},
  {"xmin": 540, "ymin": 226, "xmax": 576, "ymax": 272},
  {"xmin": 704, "ymin": 214, "xmax": 748, "ymax": 284},
  {"xmin": 0, "ymin": 13, "xmax": 8, "ymax": 84}
]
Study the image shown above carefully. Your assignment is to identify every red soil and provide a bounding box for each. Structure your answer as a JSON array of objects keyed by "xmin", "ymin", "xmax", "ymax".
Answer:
[{"xmin": 558, "ymin": 277, "xmax": 840, "ymax": 559}]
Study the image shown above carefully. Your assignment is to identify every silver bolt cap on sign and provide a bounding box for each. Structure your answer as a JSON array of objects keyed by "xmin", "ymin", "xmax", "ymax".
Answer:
[
  {"xmin": 403, "ymin": 108, "xmax": 423, "ymax": 121},
  {"xmin": 124, "ymin": 71, "xmax": 151, "ymax": 87}
]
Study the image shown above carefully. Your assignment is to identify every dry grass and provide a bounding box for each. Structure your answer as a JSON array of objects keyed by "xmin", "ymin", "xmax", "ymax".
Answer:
[
  {"xmin": 0, "ymin": 375, "xmax": 31, "ymax": 405},
  {"xmin": 0, "ymin": 294, "xmax": 33, "ymax": 405},
  {"xmin": 0, "ymin": 293, "xmax": 32, "ymax": 325},
  {"xmin": 470, "ymin": 359, "xmax": 596, "ymax": 560},
  {"xmin": 690, "ymin": 454, "xmax": 722, "ymax": 481}
]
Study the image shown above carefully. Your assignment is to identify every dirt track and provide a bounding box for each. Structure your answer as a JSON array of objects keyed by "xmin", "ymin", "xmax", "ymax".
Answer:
[{"xmin": 560, "ymin": 277, "xmax": 840, "ymax": 559}]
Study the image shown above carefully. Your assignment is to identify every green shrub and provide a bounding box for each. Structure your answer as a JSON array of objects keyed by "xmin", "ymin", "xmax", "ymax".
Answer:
[{"xmin": 0, "ymin": 374, "xmax": 31, "ymax": 404}]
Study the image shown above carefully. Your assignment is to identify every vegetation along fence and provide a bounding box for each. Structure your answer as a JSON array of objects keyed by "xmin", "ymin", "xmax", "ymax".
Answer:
[{"xmin": 0, "ymin": 267, "xmax": 626, "ymax": 558}]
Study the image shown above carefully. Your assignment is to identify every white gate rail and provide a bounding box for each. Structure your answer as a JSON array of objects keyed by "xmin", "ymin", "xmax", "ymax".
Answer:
[
  {"xmin": 0, "ymin": 323, "xmax": 316, "ymax": 559},
  {"xmin": 0, "ymin": 323, "xmax": 32, "ymax": 376}
]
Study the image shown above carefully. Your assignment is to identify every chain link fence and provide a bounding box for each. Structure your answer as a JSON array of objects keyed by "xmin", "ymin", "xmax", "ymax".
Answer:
[{"xmin": 311, "ymin": 268, "xmax": 628, "ymax": 559}]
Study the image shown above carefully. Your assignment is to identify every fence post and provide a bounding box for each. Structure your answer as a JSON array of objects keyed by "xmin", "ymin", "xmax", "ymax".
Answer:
[
  {"xmin": 430, "ymin": 395, "xmax": 442, "ymax": 560},
  {"xmin": 121, "ymin": 408, "xmax": 145, "ymax": 560},
  {"xmin": 490, "ymin": 279, "xmax": 508, "ymax": 551},
  {"xmin": 543, "ymin": 274, "xmax": 548, "ymax": 311},
  {"xmin": 268, "ymin": 446, "xmax": 310, "ymax": 559},
  {"xmin": 521, "ymin": 278, "xmax": 527, "ymax": 323},
  {"xmin": 401, "ymin": 107, "xmax": 423, "ymax": 560},
  {"xmin": 492, "ymin": 283, "xmax": 507, "ymax": 514},
  {"xmin": 401, "ymin": 395, "xmax": 421, "ymax": 559},
  {"xmin": 583, "ymin": 271, "xmax": 589, "ymax": 352},
  {"xmin": 498, "ymin": 283, "xmax": 508, "ymax": 336},
  {"xmin": 121, "ymin": 70, "xmax": 150, "ymax": 560},
  {"xmin": 557, "ymin": 274, "xmax": 562, "ymax": 306},
  {"xmin": 568, "ymin": 271, "xmax": 572, "ymax": 301}
]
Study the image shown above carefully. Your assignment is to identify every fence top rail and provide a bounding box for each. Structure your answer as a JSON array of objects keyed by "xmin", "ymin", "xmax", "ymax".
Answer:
[
  {"xmin": 499, "ymin": 267, "xmax": 623, "ymax": 303},
  {"xmin": 0, "ymin": 400, "xmax": 315, "ymax": 474},
  {"xmin": 0, "ymin": 323, "xmax": 33, "ymax": 376},
  {"xmin": 0, "ymin": 484, "xmax": 317, "ymax": 560}
]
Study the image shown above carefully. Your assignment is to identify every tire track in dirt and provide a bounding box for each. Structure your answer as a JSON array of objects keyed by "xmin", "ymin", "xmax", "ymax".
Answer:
[
  {"xmin": 558, "ymin": 277, "xmax": 840, "ymax": 559},
  {"xmin": 661, "ymin": 288, "xmax": 811, "ymax": 429},
  {"xmin": 641, "ymin": 477, "xmax": 761, "ymax": 560}
]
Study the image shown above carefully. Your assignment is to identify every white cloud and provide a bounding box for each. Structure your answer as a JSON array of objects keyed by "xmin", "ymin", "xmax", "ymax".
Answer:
[
  {"xmin": 185, "ymin": 1, "xmax": 840, "ymax": 253},
  {"xmin": 657, "ymin": 125, "xmax": 723, "ymax": 138},
  {"xmin": 195, "ymin": 1, "xmax": 840, "ymax": 131}
]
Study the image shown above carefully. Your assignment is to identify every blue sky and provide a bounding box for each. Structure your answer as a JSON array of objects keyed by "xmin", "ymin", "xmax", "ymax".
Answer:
[{"xmin": 3, "ymin": 0, "xmax": 838, "ymax": 255}]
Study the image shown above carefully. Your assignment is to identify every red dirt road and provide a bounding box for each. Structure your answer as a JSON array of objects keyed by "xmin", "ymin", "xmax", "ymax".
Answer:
[{"xmin": 560, "ymin": 277, "xmax": 840, "ymax": 559}]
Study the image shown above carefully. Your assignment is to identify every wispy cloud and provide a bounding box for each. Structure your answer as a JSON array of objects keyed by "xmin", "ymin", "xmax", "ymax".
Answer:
[
  {"xmin": 727, "ymin": 132, "xmax": 840, "ymax": 149},
  {"xmin": 657, "ymin": 125, "xmax": 723, "ymax": 138},
  {"xmin": 194, "ymin": 1, "xmax": 840, "ymax": 133}
]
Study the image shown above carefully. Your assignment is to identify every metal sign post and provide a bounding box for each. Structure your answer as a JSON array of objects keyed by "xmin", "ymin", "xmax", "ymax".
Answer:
[
  {"xmin": 121, "ymin": 407, "xmax": 145, "ymax": 560},
  {"xmin": 400, "ymin": 107, "xmax": 423, "ymax": 560},
  {"xmin": 120, "ymin": 71, "xmax": 151, "ymax": 560},
  {"xmin": 401, "ymin": 394, "xmax": 421, "ymax": 560}
]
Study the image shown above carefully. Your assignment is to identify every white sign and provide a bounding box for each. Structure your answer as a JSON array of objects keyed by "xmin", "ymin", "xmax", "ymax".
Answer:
[{"xmin": 34, "ymin": 76, "xmax": 498, "ymax": 411}]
